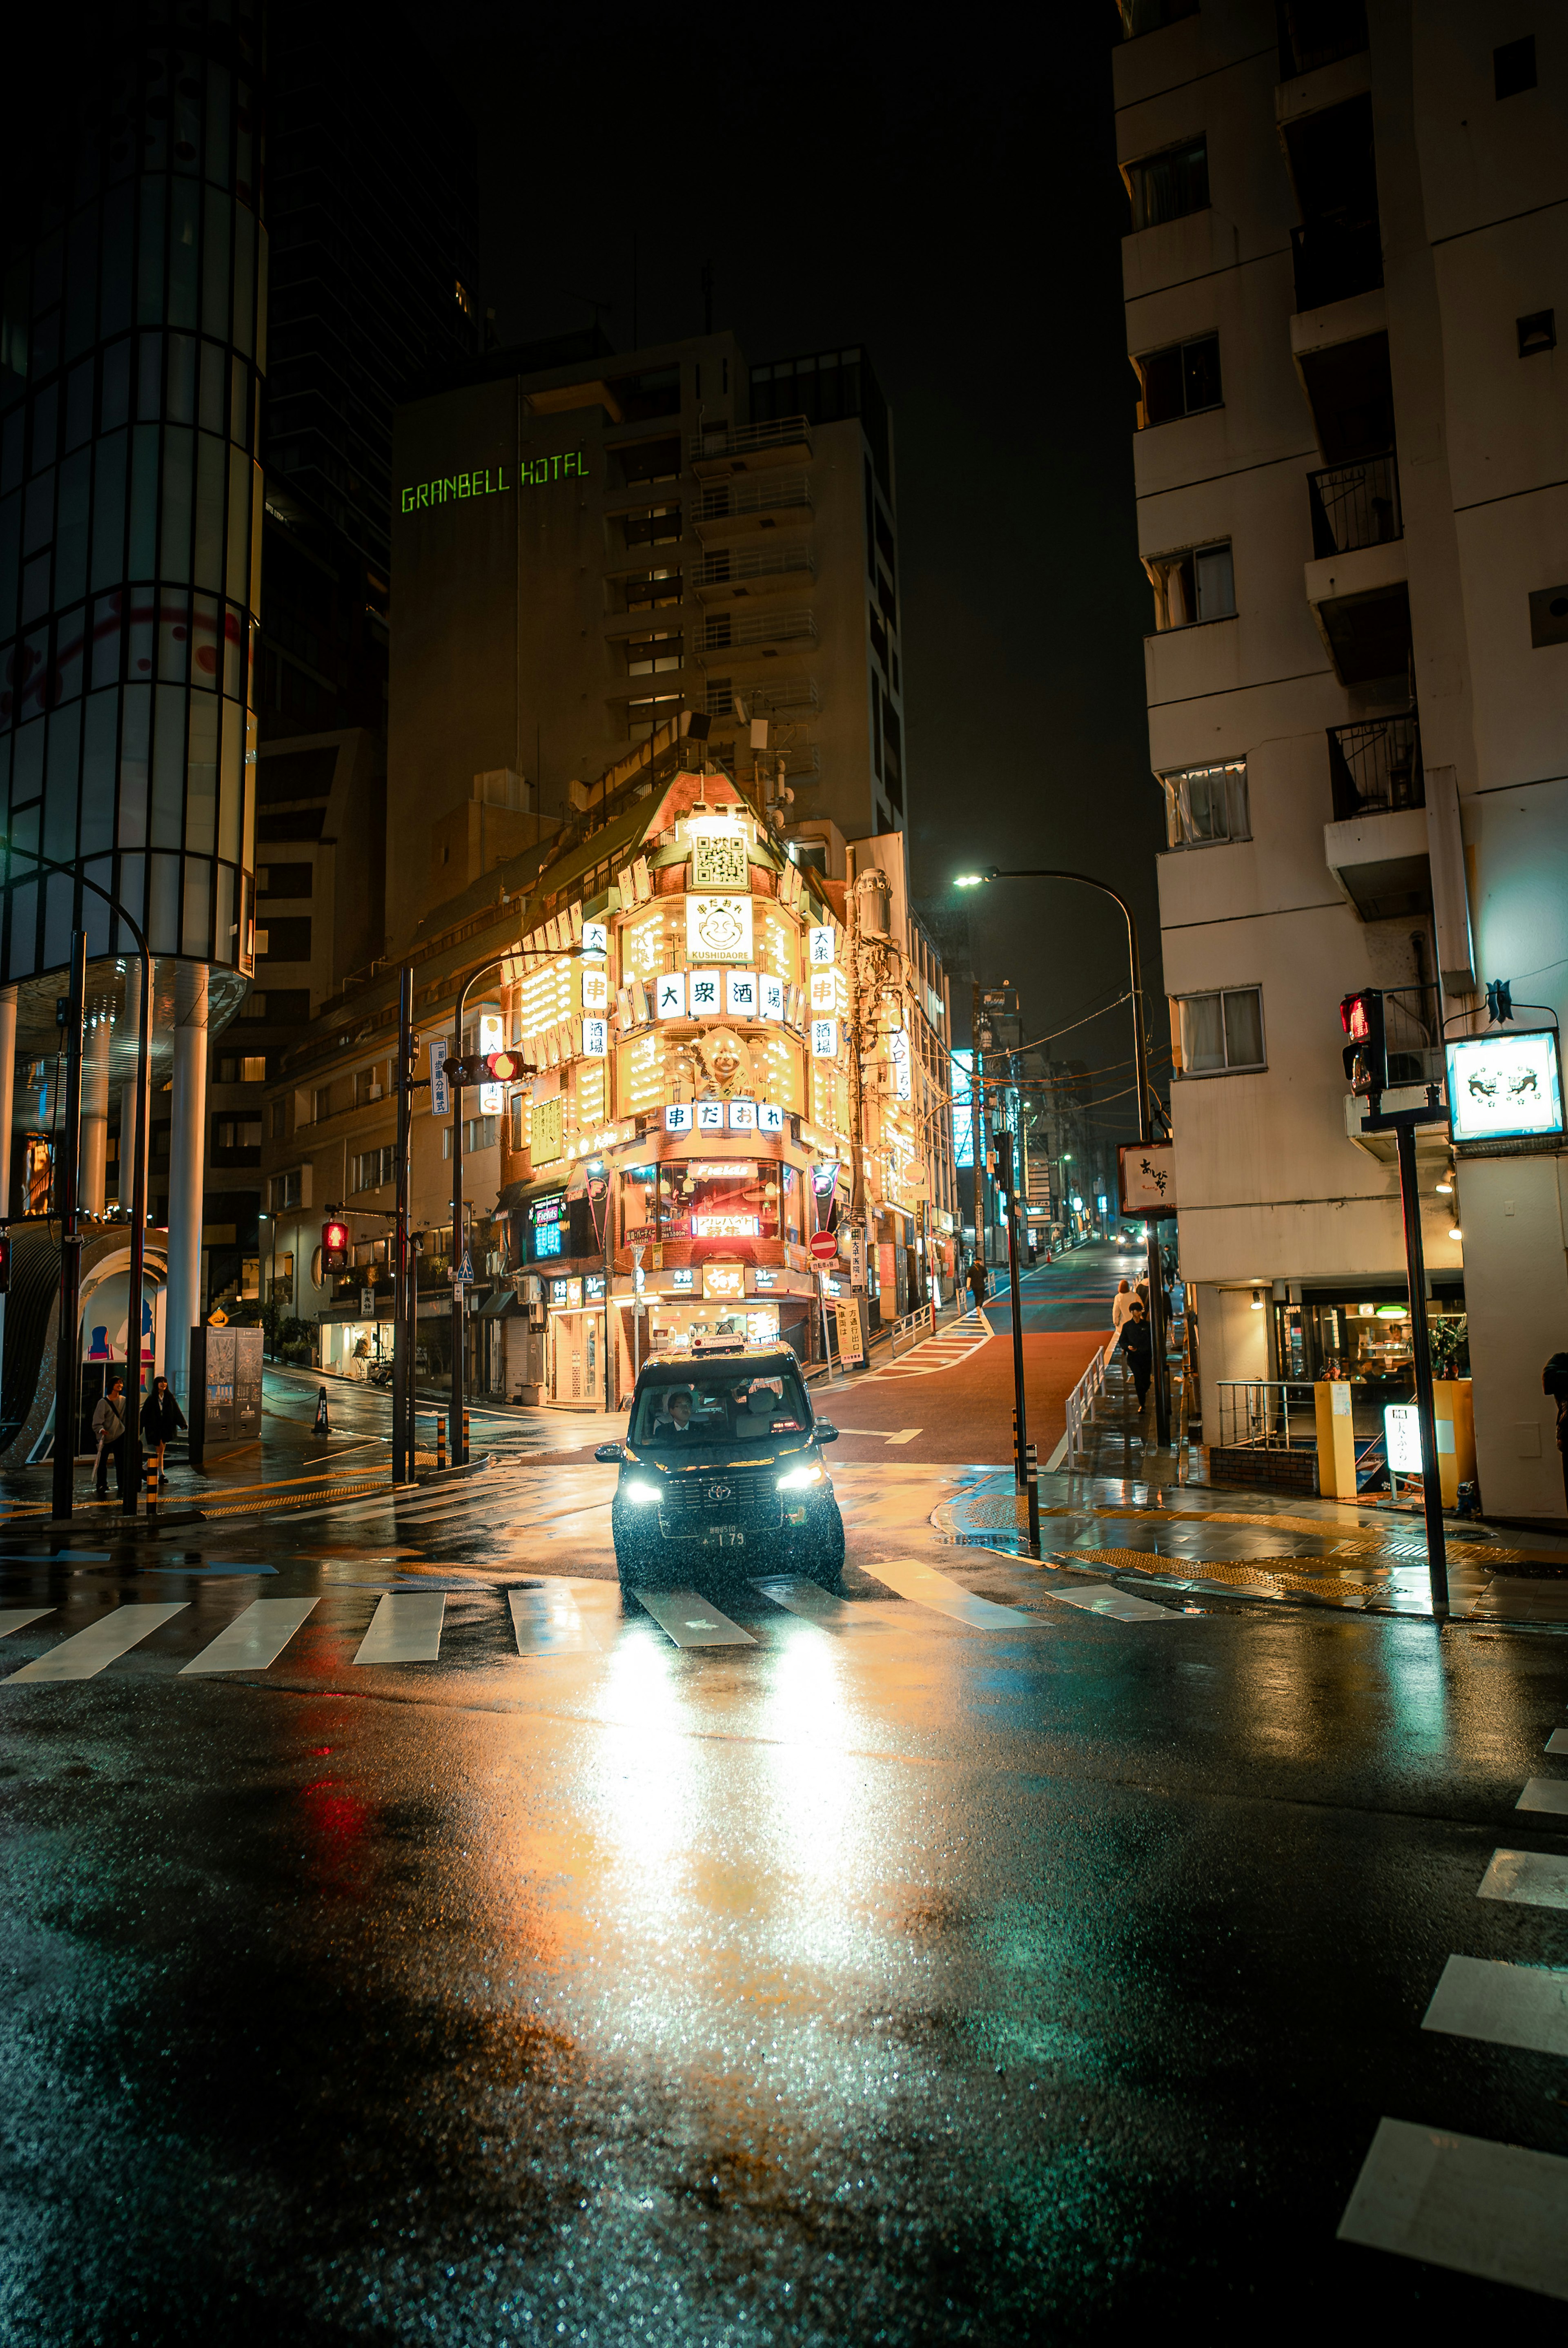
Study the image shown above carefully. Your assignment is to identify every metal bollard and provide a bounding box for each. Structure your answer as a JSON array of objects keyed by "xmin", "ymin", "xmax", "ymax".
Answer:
[
  {"xmin": 145, "ymin": 1456, "xmax": 159, "ymax": 1514},
  {"xmin": 462, "ymin": 1407, "xmax": 470, "ymax": 1464},
  {"xmin": 436, "ymin": 1418, "xmax": 447, "ymax": 1471},
  {"xmin": 1025, "ymin": 1441, "xmax": 1041, "ymax": 1558},
  {"xmin": 1011, "ymin": 1405, "xmax": 1020, "ymax": 1491}
]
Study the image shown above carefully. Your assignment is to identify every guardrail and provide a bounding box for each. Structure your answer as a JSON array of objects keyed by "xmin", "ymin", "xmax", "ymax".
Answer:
[
  {"xmin": 887, "ymin": 1301, "xmax": 938, "ymax": 1358},
  {"xmin": 1062, "ymin": 1347, "xmax": 1108, "ymax": 1463}
]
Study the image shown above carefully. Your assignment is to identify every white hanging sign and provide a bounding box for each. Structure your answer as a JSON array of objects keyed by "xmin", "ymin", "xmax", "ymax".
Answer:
[{"xmin": 656, "ymin": 971, "xmax": 686, "ymax": 1018}]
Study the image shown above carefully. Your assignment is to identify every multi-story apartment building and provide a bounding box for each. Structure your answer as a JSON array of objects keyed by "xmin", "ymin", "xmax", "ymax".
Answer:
[
  {"xmin": 261, "ymin": 732, "xmax": 955, "ymax": 1398},
  {"xmin": 388, "ymin": 330, "xmax": 906, "ymax": 949},
  {"xmin": 1114, "ymin": 0, "xmax": 1567, "ymax": 1517}
]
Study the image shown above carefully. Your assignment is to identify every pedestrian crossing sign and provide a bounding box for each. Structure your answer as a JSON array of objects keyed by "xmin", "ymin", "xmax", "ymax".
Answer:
[{"xmin": 454, "ymin": 1251, "xmax": 475, "ymax": 1285}]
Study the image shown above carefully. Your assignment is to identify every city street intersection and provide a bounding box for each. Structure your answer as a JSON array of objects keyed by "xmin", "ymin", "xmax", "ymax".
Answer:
[{"xmin": 2, "ymin": 1245, "xmax": 1566, "ymax": 2339}]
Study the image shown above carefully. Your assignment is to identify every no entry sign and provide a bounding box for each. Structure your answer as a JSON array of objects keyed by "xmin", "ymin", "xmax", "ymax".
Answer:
[{"xmin": 809, "ymin": 1231, "xmax": 839, "ymax": 1263}]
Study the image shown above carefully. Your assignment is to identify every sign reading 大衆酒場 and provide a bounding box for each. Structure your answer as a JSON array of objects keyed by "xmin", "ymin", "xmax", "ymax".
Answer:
[{"xmin": 400, "ymin": 451, "xmax": 589, "ymax": 514}]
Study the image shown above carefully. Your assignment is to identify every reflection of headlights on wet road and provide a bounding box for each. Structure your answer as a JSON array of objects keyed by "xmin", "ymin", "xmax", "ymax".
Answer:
[
  {"xmin": 624, "ymin": 1481, "xmax": 661, "ymax": 1505},
  {"xmin": 777, "ymin": 1465, "xmax": 824, "ymax": 1492}
]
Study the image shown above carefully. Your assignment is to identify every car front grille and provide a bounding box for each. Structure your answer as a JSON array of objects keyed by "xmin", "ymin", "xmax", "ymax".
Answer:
[{"xmin": 658, "ymin": 1466, "xmax": 782, "ymax": 1534}]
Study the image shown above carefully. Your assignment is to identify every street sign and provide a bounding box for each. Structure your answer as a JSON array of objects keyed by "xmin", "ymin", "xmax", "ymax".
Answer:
[
  {"xmin": 453, "ymin": 1251, "xmax": 475, "ymax": 1285},
  {"xmin": 1118, "ymin": 1141, "xmax": 1176, "ymax": 1215},
  {"xmin": 1384, "ymin": 1402, "xmax": 1423, "ymax": 1475},
  {"xmin": 588, "ymin": 1175, "xmax": 608, "ymax": 1202},
  {"xmin": 847, "ymin": 1224, "xmax": 866, "ymax": 1289},
  {"xmin": 360, "ymin": 1288, "xmax": 375, "ymax": 1316},
  {"xmin": 207, "ymin": 1307, "xmax": 228, "ymax": 1326},
  {"xmin": 430, "ymin": 1035, "xmax": 450, "ymax": 1117},
  {"xmin": 809, "ymin": 1231, "xmax": 838, "ymax": 1263},
  {"xmin": 834, "ymin": 1297, "xmax": 865, "ymax": 1365}
]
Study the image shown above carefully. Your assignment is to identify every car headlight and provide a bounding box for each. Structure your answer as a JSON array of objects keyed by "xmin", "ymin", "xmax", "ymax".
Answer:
[
  {"xmin": 624, "ymin": 1480, "xmax": 661, "ymax": 1505},
  {"xmin": 777, "ymin": 1464, "xmax": 824, "ymax": 1492}
]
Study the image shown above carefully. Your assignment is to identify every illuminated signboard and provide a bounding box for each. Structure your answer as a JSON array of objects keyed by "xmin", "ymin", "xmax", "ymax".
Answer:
[
  {"xmin": 530, "ymin": 1194, "xmax": 566, "ymax": 1259},
  {"xmin": 693, "ymin": 1214, "xmax": 760, "ymax": 1238},
  {"xmin": 1384, "ymin": 1403, "xmax": 1424, "ymax": 1474},
  {"xmin": 671, "ymin": 1267, "xmax": 694, "ymax": 1291},
  {"xmin": 809, "ymin": 928, "xmax": 835, "ymax": 966},
  {"xmin": 657, "ymin": 972, "xmax": 686, "ymax": 1018},
  {"xmin": 665, "ymin": 1104, "xmax": 694, "ymax": 1133},
  {"xmin": 582, "ymin": 921, "xmax": 608, "ymax": 958},
  {"xmin": 889, "ymin": 1029, "xmax": 912, "ymax": 1101},
  {"xmin": 811, "ymin": 1018, "xmax": 840, "ymax": 1060},
  {"xmin": 702, "ymin": 1264, "xmax": 747, "ymax": 1300},
  {"xmin": 399, "ymin": 450, "xmax": 588, "ymax": 513},
  {"xmin": 728, "ymin": 1098, "xmax": 757, "ymax": 1131},
  {"xmin": 726, "ymin": 970, "xmax": 758, "ymax": 1019},
  {"xmin": 581, "ymin": 1017, "xmax": 609, "ymax": 1058},
  {"xmin": 1445, "ymin": 1027, "xmax": 1564, "ymax": 1144},
  {"xmin": 758, "ymin": 1103, "xmax": 785, "ymax": 1135},
  {"xmin": 686, "ymin": 896, "xmax": 754, "ymax": 964}
]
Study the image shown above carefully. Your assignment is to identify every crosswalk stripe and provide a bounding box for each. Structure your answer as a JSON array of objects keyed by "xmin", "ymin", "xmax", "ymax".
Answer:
[
  {"xmin": 1517, "ymin": 1777, "xmax": 1568, "ymax": 1816},
  {"xmin": 864, "ymin": 1556, "xmax": 1034, "ymax": 1630},
  {"xmin": 353, "ymin": 1592, "xmax": 445, "ymax": 1665},
  {"xmin": 1477, "ymin": 1849, "xmax": 1568, "ymax": 1910},
  {"xmin": 1546, "ymin": 1727, "xmax": 1568, "ymax": 1753},
  {"xmin": 636, "ymin": 1588, "xmax": 755, "ymax": 1648},
  {"xmin": 1337, "ymin": 2116, "xmax": 1568, "ymax": 2296},
  {"xmin": 0, "ymin": 1608, "xmax": 53, "ymax": 1638},
  {"xmin": 751, "ymin": 1576, "xmax": 891, "ymax": 1634},
  {"xmin": 5, "ymin": 1602, "xmax": 188, "ymax": 1683},
  {"xmin": 1422, "ymin": 1954, "xmax": 1568, "ymax": 2056},
  {"xmin": 508, "ymin": 1582, "xmax": 615, "ymax": 1657},
  {"xmin": 180, "ymin": 1597, "xmax": 320, "ymax": 1676},
  {"xmin": 1042, "ymin": 1581, "xmax": 1185, "ymax": 1623}
]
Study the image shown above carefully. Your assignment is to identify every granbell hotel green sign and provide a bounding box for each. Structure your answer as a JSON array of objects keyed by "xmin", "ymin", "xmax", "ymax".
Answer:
[{"xmin": 400, "ymin": 449, "xmax": 588, "ymax": 513}]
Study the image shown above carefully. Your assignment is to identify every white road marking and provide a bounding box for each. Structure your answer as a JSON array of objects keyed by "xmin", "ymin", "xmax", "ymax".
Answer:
[
  {"xmin": 1338, "ymin": 2116, "xmax": 1568, "ymax": 2298},
  {"xmin": 864, "ymin": 1556, "xmax": 1034, "ymax": 1630},
  {"xmin": 353, "ymin": 1592, "xmax": 445, "ymax": 1665},
  {"xmin": 1517, "ymin": 1777, "xmax": 1568, "ymax": 1816},
  {"xmin": 0, "ymin": 1608, "xmax": 53, "ymax": 1638},
  {"xmin": 507, "ymin": 1583, "xmax": 614, "ymax": 1657},
  {"xmin": 1042, "ymin": 1580, "xmax": 1185, "ymax": 1622},
  {"xmin": 5, "ymin": 1603, "xmax": 189, "ymax": 1683},
  {"xmin": 1422, "ymin": 1954, "xmax": 1568, "ymax": 2056},
  {"xmin": 751, "ymin": 1576, "xmax": 893, "ymax": 1634},
  {"xmin": 636, "ymin": 1589, "xmax": 755, "ymax": 1648},
  {"xmin": 180, "ymin": 1597, "xmax": 321, "ymax": 1676},
  {"xmin": 1546, "ymin": 1727, "xmax": 1568, "ymax": 1753},
  {"xmin": 1478, "ymin": 1849, "xmax": 1568, "ymax": 1910}
]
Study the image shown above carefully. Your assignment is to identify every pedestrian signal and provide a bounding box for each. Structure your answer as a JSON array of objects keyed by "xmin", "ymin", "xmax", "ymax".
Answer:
[
  {"xmin": 1340, "ymin": 990, "xmax": 1387, "ymax": 1096},
  {"xmin": 321, "ymin": 1218, "xmax": 350, "ymax": 1274}
]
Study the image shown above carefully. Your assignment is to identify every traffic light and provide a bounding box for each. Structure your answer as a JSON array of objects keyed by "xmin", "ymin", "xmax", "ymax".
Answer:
[
  {"xmin": 444, "ymin": 1048, "xmax": 527, "ymax": 1086},
  {"xmin": 0, "ymin": 1232, "xmax": 10, "ymax": 1294},
  {"xmin": 1340, "ymin": 989, "xmax": 1388, "ymax": 1095},
  {"xmin": 321, "ymin": 1218, "xmax": 350, "ymax": 1274}
]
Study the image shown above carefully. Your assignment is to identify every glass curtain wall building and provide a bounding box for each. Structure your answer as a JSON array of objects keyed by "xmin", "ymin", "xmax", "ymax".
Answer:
[{"xmin": 0, "ymin": 0, "xmax": 262, "ymax": 1417}]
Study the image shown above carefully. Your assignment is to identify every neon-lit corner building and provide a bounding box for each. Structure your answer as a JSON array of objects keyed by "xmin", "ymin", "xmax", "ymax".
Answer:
[{"xmin": 0, "ymin": 7, "xmax": 263, "ymax": 1445}]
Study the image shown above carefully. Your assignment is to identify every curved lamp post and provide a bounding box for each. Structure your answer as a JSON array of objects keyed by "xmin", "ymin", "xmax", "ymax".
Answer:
[
  {"xmin": 0, "ymin": 847, "xmax": 155, "ymax": 1516},
  {"xmin": 956, "ymin": 865, "xmax": 1172, "ymax": 1449}
]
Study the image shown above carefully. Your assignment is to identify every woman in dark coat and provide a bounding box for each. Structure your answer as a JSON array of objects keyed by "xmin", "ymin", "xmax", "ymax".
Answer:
[{"xmin": 140, "ymin": 1374, "xmax": 187, "ymax": 1486}]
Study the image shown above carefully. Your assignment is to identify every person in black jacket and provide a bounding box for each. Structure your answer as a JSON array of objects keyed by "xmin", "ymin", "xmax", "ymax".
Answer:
[
  {"xmin": 140, "ymin": 1374, "xmax": 187, "ymax": 1486},
  {"xmin": 1118, "ymin": 1300, "xmax": 1154, "ymax": 1410},
  {"xmin": 91, "ymin": 1377, "xmax": 128, "ymax": 1499}
]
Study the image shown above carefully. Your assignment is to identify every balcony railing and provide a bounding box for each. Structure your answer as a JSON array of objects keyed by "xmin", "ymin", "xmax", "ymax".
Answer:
[
  {"xmin": 690, "ymin": 415, "xmax": 812, "ymax": 466},
  {"xmin": 700, "ymin": 607, "xmax": 817, "ymax": 659},
  {"xmin": 1309, "ymin": 450, "xmax": 1401, "ymax": 557},
  {"xmin": 706, "ymin": 676, "xmax": 819, "ymax": 719},
  {"xmin": 1327, "ymin": 712, "xmax": 1423, "ymax": 820},
  {"xmin": 693, "ymin": 544, "xmax": 815, "ymax": 591},
  {"xmin": 698, "ymin": 473, "xmax": 811, "ymax": 524},
  {"xmin": 1290, "ymin": 214, "xmax": 1383, "ymax": 311}
]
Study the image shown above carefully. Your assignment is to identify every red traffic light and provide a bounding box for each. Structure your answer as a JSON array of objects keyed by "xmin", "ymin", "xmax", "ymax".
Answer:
[
  {"xmin": 487, "ymin": 1048, "xmax": 523, "ymax": 1082},
  {"xmin": 444, "ymin": 1048, "xmax": 527, "ymax": 1086},
  {"xmin": 322, "ymin": 1219, "xmax": 350, "ymax": 1274}
]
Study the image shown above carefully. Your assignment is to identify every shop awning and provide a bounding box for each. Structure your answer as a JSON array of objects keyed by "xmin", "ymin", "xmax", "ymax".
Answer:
[{"xmin": 479, "ymin": 1287, "xmax": 525, "ymax": 1318}]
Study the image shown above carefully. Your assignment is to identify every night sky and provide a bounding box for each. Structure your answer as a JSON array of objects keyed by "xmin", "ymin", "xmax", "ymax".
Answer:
[{"xmin": 421, "ymin": 3, "xmax": 1166, "ymax": 1145}]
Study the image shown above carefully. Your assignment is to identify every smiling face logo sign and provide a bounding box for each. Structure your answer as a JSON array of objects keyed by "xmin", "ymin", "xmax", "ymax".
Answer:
[{"xmin": 686, "ymin": 896, "xmax": 754, "ymax": 964}]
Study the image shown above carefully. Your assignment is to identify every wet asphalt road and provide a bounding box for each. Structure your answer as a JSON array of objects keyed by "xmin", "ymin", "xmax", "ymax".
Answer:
[{"xmin": 3, "ymin": 1461, "xmax": 1568, "ymax": 2341}]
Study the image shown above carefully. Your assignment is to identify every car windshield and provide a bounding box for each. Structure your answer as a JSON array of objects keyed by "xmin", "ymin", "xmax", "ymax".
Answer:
[{"xmin": 631, "ymin": 1362, "xmax": 810, "ymax": 1449}]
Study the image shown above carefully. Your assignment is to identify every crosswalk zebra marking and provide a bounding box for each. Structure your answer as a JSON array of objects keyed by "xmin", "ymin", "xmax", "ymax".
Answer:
[
  {"xmin": 1516, "ymin": 1777, "xmax": 1568, "ymax": 1816},
  {"xmin": 636, "ymin": 1589, "xmax": 755, "ymax": 1648},
  {"xmin": 864, "ymin": 1556, "xmax": 1034, "ymax": 1630},
  {"xmin": 1421, "ymin": 1954, "xmax": 1568, "ymax": 2057},
  {"xmin": 352, "ymin": 1592, "xmax": 445, "ymax": 1665},
  {"xmin": 1338, "ymin": 2117, "xmax": 1568, "ymax": 2297},
  {"xmin": 0, "ymin": 1608, "xmax": 53, "ymax": 1639},
  {"xmin": 1477, "ymin": 1849, "xmax": 1568, "ymax": 1911},
  {"xmin": 751, "ymin": 1576, "xmax": 896, "ymax": 1634},
  {"xmin": 1042, "ymin": 1581, "xmax": 1185, "ymax": 1624},
  {"xmin": 1545, "ymin": 1726, "xmax": 1568, "ymax": 1754},
  {"xmin": 508, "ymin": 1581, "xmax": 616, "ymax": 1657},
  {"xmin": 5, "ymin": 1602, "xmax": 189, "ymax": 1683},
  {"xmin": 180, "ymin": 1597, "xmax": 321, "ymax": 1676}
]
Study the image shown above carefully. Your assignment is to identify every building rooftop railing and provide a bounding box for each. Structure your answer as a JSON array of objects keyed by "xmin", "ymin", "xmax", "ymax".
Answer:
[{"xmin": 693, "ymin": 544, "xmax": 815, "ymax": 591}]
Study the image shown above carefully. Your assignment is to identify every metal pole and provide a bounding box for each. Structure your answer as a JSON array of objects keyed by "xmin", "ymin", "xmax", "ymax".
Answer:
[
  {"xmin": 602, "ymin": 1173, "xmax": 612, "ymax": 1414},
  {"xmin": 1396, "ymin": 1120, "xmax": 1448, "ymax": 1612},
  {"xmin": 123, "ymin": 943, "xmax": 151, "ymax": 1515},
  {"xmin": 449, "ymin": 1044, "xmax": 465, "ymax": 1470},
  {"xmin": 52, "ymin": 932, "xmax": 87, "ymax": 1520},
  {"xmin": 393, "ymin": 964, "xmax": 412, "ymax": 1485},
  {"xmin": 969, "ymin": 979, "xmax": 985, "ymax": 1287},
  {"xmin": 999, "ymin": 1130, "xmax": 1029, "ymax": 1498}
]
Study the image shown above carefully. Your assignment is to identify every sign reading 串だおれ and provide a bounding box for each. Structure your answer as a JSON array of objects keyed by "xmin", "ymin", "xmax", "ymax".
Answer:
[
  {"xmin": 686, "ymin": 896, "xmax": 753, "ymax": 963},
  {"xmin": 1118, "ymin": 1141, "xmax": 1177, "ymax": 1215}
]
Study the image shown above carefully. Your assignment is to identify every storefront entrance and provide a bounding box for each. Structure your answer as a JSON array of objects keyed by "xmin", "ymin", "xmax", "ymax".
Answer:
[{"xmin": 549, "ymin": 1309, "xmax": 599, "ymax": 1406}]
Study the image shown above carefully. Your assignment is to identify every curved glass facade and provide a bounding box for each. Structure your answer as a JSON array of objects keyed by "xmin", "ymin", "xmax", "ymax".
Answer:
[{"xmin": 0, "ymin": 8, "xmax": 262, "ymax": 981}]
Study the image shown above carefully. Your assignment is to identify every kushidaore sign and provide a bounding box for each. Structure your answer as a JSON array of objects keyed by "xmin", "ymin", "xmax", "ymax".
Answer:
[
  {"xmin": 1445, "ymin": 1027, "xmax": 1564, "ymax": 1145},
  {"xmin": 1118, "ymin": 1141, "xmax": 1177, "ymax": 1216}
]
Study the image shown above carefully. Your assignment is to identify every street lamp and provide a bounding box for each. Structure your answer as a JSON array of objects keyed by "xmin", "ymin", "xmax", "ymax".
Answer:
[{"xmin": 954, "ymin": 864, "xmax": 1172, "ymax": 1448}]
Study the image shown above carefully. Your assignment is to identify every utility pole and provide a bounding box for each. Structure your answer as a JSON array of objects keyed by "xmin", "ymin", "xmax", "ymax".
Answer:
[
  {"xmin": 393, "ymin": 965, "xmax": 414, "ymax": 1485},
  {"xmin": 449, "ymin": 1045, "xmax": 466, "ymax": 1470},
  {"xmin": 52, "ymin": 932, "xmax": 86, "ymax": 1520},
  {"xmin": 969, "ymin": 979, "xmax": 985, "ymax": 1284}
]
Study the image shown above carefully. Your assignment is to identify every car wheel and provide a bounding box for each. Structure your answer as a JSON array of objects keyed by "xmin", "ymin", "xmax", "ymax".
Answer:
[{"xmin": 807, "ymin": 1515, "xmax": 846, "ymax": 1590}]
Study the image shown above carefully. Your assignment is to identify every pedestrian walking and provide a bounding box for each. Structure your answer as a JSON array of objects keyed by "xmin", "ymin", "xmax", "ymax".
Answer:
[
  {"xmin": 91, "ymin": 1376, "xmax": 128, "ymax": 1499},
  {"xmin": 140, "ymin": 1374, "xmax": 187, "ymax": 1487},
  {"xmin": 1111, "ymin": 1279, "xmax": 1136, "ymax": 1332},
  {"xmin": 967, "ymin": 1258, "xmax": 988, "ymax": 1312},
  {"xmin": 1118, "ymin": 1301, "xmax": 1154, "ymax": 1411}
]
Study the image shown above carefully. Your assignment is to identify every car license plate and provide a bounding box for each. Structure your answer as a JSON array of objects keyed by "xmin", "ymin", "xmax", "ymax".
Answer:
[{"xmin": 706, "ymin": 1527, "xmax": 746, "ymax": 1548}]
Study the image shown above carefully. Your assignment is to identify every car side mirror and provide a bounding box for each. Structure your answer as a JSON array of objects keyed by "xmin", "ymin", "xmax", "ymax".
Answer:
[
  {"xmin": 814, "ymin": 1421, "xmax": 838, "ymax": 1444},
  {"xmin": 593, "ymin": 1442, "xmax": 625, "ymax": 1464}
]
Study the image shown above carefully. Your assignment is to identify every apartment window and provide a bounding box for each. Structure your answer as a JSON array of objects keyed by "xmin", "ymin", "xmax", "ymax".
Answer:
[
  {"xmin": 352, "ymin": 1145, "xmax": 397, "ymax": 1192},
  {"xmin": 271, "ymin": 1169, "xmax": 303, "ymax": 1210},
  {"xmin": 354, "ymin": 1066, "xmax": 385, "ymax": 1106},
  {"xmin": 1162, "ymin": 760, "xmax": 1250, "ymax": 848},
  {"xmin": 1145, "ymin": 541, "xmax": 1235, "ymax": 630},
  {"xmin": 270, "ymin": 1098, "xmax": 287, "ymax": 1139},
  {"xmin": 1518, "ymin": 309, "xmax": 1556, "ymax": 359},
  {"xmin": 1134, "ymin": 334, "xmax": 1222, "ymax": 428},
  {"xmin": 1176, "ymin": 987, "xmax": 1266, "ymax": 1075},
  {"xmin": 257, "ymin": 862, "xmax": 313, "ymax": 899},
  {"xmin": 1494, "ymin": 35, "xmax": 1536, "ymax": 99},
  {"xmin": 214, "ymin": 1118, "xmax": 262, "ymax": 1148},
  {"xmin": 314, "ymin": 1085, "xmax": 332, "ymax": 1122},
  {"xmin": 625, "ymin": 632, "xmax": 683, "ymax": 674},
  {"xmin": 624, "ymin": 568, "xmax": 681, "ymax": 610},
  {"xmin": 624, "ymin": 505, "xmax": 681, "ymax": 548},
  {"xmin": 1123, "ymin": 138, "xmax": 1209, "ymax": 232},
  {"xmin": 238, "ymin": 990, "xmax": 267, "ymax": 1019},
  {"xmin": 443, "ymin": 1117, "xmax": 499, "ymax": 1157}
]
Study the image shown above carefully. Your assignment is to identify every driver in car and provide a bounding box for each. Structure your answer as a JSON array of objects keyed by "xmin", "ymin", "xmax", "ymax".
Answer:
[{"xmin": 653, "ymin": 1388, "xmax": 697, "ymax": 1439}]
